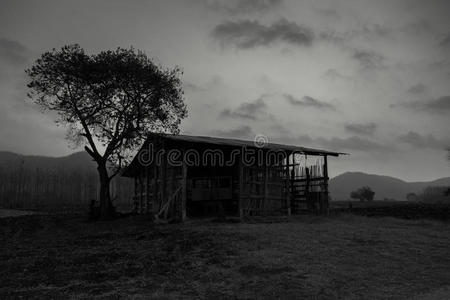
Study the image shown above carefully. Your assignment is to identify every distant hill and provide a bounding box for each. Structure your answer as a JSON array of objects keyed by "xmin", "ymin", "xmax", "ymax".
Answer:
[
  {"xmin": 0, "ymin": 151, "xmax": 96, "ymax": 172},
  {"xmin": 330, "ymin": 172, "xmax": 450, "ymax": 201}
]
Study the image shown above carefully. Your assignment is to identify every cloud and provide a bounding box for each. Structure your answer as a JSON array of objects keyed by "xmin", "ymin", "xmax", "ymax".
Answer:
[
  {"xmin": 398, "ymin": 131, "xmax": 448, "ymax": 150},
  {"xmin": 0, "ymin": 38, "xmax": 31, "ymax": 66},
  {"xmin": 211, "ymin": 18, "xmax": 314, "ymax": 49},
  {"xmin": 359, "ymin": 24, "xmax": 391, "ymax": 38},
  {"xmin": 317, "ymin": 136, "xmax": 389, "ymax": 152},
  {"xmin": 344, "ymin": 123, "xmax": 377, "ymax": 136},
  {"xmin": 394, "ymin": 96, "xmax": 450, "ymax": 113},
  {"xmin": 279, "ymin": 134, "xmax": 389, "ymax": 153},
  {"xmin": 322, "ymin": 68, "xmax": 351, "ymax": 81},
  {"xmin": 402, "ymin": 19, "xmax": 432, "ymax": 35},
  {"xmin": 314, "ymin": 8, "xmax": 339, "ymax": 19},
  {"xmin": 204, "ymin": 0, "xmax": 282, "ymax": 14},
  {"xmin": 183, "ymin": 82, "xmax": 204, "ymax": 93},
  {"xmin": 210, "ymin": 125, "xmax": 255, "ymax": 139},
  {"xmin": 439, "ymin": 33, "xmax": 450, "ymax": 48},
  {"xmin": 284, "ymin": 94, "xmax": 336, "ymax": 110},
  {"xmin": 220, "ymin": 95, "xmax": 268, "ymax": 119},
  {"xmin": 407, "ymin": 83, "xmax": 427, "ymax": 94},
  {"xmin": 352, "ymin": 49, "xmax": 385, "ymax": 69}
]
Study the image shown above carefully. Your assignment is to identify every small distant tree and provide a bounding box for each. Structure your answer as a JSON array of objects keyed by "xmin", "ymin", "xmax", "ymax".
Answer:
[
  {"xmin": 26, "ymin": 44, "xmax": 187, "ymax": 219},
  {"xmin": 350, "ymin": 186, "xmax": 375, "ymax": 202},
  {"xmin": 406, "ymin": 192, "xmax": 418, "ymax": 201}
]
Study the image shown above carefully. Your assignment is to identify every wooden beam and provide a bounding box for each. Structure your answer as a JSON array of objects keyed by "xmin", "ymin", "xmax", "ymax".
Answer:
[
  {"xmin": 238, "ymin": 159, "xmax": 244, "ymax": 219},
  {"xmin": 323, "ymin": 155, "xmax": 329, "ymax": 215},
  {"xmin": 285, "ymin": 152, "xmax": 291, "ymax": 216},
  {"xmin": 145, "ymin": 166, "xmax": 150, "ymax": 214},
  {"xmin": 161, "ymin": 142, "xmax": 166, "ymax": 215},
  {"xmin": 133, "ymin": 176, "xmax": 138, "ymax": 213},
  {"xmin": 181, "ymin": 157, "xmax": 187, "ymax": 222},
  {"xmin": 263, "ymin": 165, "xmax": 268, "ymax": 212},
  {"xmin": 153, "ymin": 162, "xmax": 159, "ymax": 217}
]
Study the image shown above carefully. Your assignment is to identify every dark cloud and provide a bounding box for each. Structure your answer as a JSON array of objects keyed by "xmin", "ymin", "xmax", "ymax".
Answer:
[
  {"xmin": 284, "ymin": 94, "xmax": 336, "ymax": 110},
  {"xmin": 314, "ymin": 8, "xmax": 339, "ymax": 19},
  {"xmin": 402, "ymin": 19, "xmax": 432, "ymax": 35},
  {"xmin": 322, "ymin": 68, "xmax": 351, "ymax": 81},
  {"xmin": 349, "ymin": 24, "xmax": 392, "ymax": 39},
  {"xmin": 0, "ymin": 38, "xmax": 30, "ymax": 66},
  {"xmin": 407, "ymin": 83, "xmax": 427, "ymax": 94},
  {"xmin": 205, "ymin": 0, "xmax": 282, "ymax": 14},
  {"xmin": 439, "ymin": 33, "xmax": 450, "ymax": 48},
  {"xmin": 393, "ymin": 96, "xmax": 450, "ymax": 113},
  {"xmin": 317, "ymin": 136, "xmax": 389, "ymax": 152},
  {"xmin": 220, "ymin": 96, "xmax": 268, "ymax": 120},
  {"xmin": 211, "ymin": 18, "xmax": 314, "ymax": 49},
  {"xmin": 344, "ymin": 123, "xmax": 377, "ymax": 136},
  {"xmin": 318, "ymin": 31, "xmax": 347, "ymax": 45},
  {"xmin": 320, "ymin": 23, "xmax": 391, "ymax": 47},
  {"xmin": 210, "ymin": 125, "xmax": 255, "ymax": 139},
  {"xmin": 398, "ymin": 131, "xmax": 448, "ymax": 150},
  {"xmin": 277, "ymin": 134, "xmax": 389, "ymax": 153},
  {"xmin": 183, "ymin": 82, "xmax": 204, "ymax": 93},
  {"xmin": 352, "ymin": 49, "xmax": 385, "ymax": 69}
]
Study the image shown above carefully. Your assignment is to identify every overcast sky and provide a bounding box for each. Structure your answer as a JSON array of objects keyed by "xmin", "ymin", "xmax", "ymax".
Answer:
[{"xmin": 0, "ymin": 0, "xmax": 449, "ymax": 181}]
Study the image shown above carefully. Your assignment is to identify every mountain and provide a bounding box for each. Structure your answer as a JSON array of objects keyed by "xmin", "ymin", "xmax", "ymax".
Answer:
[
  {"xmin": 0, "ymin": 151, "xmax": 96, "ymax": 172},
  {"xmin": 329, "ymin": 172, "xmax": 450, "ymax": 201}
]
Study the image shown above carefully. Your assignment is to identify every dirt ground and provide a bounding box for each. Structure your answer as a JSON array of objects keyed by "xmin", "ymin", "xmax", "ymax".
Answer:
[{"xmin": 1, "ymin": 213, "xmax": 449, "ymax": 299}]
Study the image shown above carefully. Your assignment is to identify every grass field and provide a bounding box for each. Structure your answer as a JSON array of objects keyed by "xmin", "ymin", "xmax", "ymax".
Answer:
[{"xmin": 1, "ymin": 213, "xmax": 450, "ymax": 299}]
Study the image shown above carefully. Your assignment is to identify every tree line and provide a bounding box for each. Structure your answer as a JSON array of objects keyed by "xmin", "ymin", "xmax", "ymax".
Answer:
[{"xmin": 0, "ymin": 164, "xmax": 133, "ymax": 213}]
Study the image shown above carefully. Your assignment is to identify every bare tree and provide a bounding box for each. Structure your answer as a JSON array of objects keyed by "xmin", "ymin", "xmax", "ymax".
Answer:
[{"xmin": 26, "ymin": 45, "xmax": 187, "ymax": 219}]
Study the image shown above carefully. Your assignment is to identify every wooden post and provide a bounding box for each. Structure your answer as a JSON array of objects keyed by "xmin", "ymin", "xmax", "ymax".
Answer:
[
  {"xmin": 263, "ymin": 165, "xmax": 268, "ymax": 215},
  {"xmin": 181, "ymin": 158, "xmax": 187, "ymax": 222},
  {"xmin": 161, "ymin": 144, "xmax": 167, "ymax": 214},
  {"xmin": 323, "ymin": 155, "xmax": 329, "ymax": 215},
  {"xmin": 153, "ymin": 162, "xmax": 159, "ymax": 216},
  {"xmin": 145, "ymin": 166, "xmax": 150, "ymax": 214},
  {"xmin": 133, "ymin": 176, "xmax": 138, "ymax": 213},
  {"xmin": 305, "ymin": 166, "xmax": 311, "ymax": 212},
  {"xmin": 285, "ymin": 152, "xmax": 291, "ymax": 216},
  {"xmin": 238, "ymin": 159, "xmax": 244, "ymax": 219},
  {"xmin": 290, "ymin": 153, "xmax": 295, "ymax": 213}
]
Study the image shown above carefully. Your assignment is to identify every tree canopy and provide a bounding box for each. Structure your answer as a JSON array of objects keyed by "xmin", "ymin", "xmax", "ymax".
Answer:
[
  {"xmin": 350, "ymin": 186, "xmax": 375, "ymax": 202},
  {"xmin": 26, "ymin": 44, "xmax": 187, "ymax": 218}
]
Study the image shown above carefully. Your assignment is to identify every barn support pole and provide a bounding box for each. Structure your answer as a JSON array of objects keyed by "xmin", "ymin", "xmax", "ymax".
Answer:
[
  {"xmin": 145, "ymin": 166, "xmax": 150, "ymax": 214},
  {"xmin": 153, "ymin": 162, "xmax": 159, "ymax": 216},
  {"xmin": 263, "ymin": 164, "xmax": 268, "ymax": 216},
  {"xmin": 238, "ymin": 159, "xmax": 244, "ymax": 219},
  {"xmin": 161, "ymin": 144, "xmax": 167, "ymax": 215},
  {"xmin": 305, "ymin": 166, "xmax": 311, "ymax": 213},
  {"xmin": 181, "ymin": 157, "xmax": 187, "ymax": 222},
  {"xmin": 133, "ymin": 176, "xmax": 138, "ymax": 213},
  {"xmin": 290, "ymin": 153, "xmax": 295, "ymax": 213},
  {"xmin": 285, "ymin": 152, "xmax": 291, "ymax": 216},
  {"xmin": 323, "ymin": 155, "xmax": 329, "ymax": 215}
]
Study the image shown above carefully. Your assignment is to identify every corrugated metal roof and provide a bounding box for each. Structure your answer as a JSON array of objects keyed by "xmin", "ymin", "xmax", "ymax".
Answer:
[
  {"xmin": 122, "ymin": 133, "xmax": 347, "ymax": 177},
  {"xmin": 155, "ymin": 133, "xmax": 345, "ymax": 156}
]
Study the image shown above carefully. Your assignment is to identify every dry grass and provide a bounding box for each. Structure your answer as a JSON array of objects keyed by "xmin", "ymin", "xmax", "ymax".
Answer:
[{"xmin": 1, "ymin": 214, "xmax": 450, "ymax": 299}]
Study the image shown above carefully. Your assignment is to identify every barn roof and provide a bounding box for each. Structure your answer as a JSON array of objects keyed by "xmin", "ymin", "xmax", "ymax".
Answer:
[
  {"xmin": 122, "ymin": 133, "xmax": 346, "ymax": 176},
  {"xmin": 153, "ymin": 133, "xmax": 344, "ymax": 155}
]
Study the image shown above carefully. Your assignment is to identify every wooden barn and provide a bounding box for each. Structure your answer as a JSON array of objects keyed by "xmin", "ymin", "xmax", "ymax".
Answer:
[{"xmin": 122, "ymin": 134, "xmax": 344, "ymax": 221}]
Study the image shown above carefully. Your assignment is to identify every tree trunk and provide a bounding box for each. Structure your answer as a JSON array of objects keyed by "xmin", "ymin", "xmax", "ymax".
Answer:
[{"xmin": 97, "ymin": 162, "xmax": 115, "ymax": 220}]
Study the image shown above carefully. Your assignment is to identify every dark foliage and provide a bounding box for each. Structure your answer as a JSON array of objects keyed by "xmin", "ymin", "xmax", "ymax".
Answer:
[
  {"xmin": 26, "ymin": 45, "xmax": 187, "ymax": 218},
  {"xmin": 350, "ymin": 186, "xmax": 375, "ymax": 202}
]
